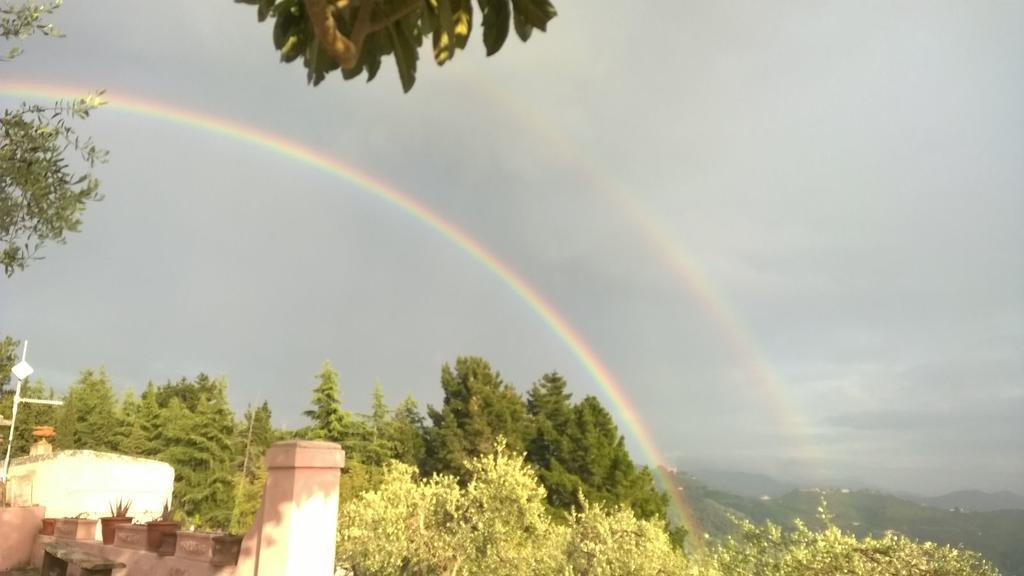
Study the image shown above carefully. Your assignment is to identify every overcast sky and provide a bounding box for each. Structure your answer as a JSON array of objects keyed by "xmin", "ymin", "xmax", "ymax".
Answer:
[{"xmin": 1, "ymin": 0, "xmax": 1021, "ymax": 495}]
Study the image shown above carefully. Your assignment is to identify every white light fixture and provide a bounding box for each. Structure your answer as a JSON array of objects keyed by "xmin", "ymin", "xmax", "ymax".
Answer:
[{"xmin": 11, "ymin": 360, "xmax": 33, "ymax": 381}]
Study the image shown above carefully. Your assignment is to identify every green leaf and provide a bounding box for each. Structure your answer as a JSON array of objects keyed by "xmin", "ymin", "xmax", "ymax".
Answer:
[
  {"xmin": 479, "ymin": 0, "xmax": 510, "ymax": 56},
  {"xmin": 364, "ymin": 34, "xmax": 384, "ymax": 81},
  {"xmin": 388, "ymin": 20, "xmax": 419, "ymax": 92},
  {"xmin": 453, "ymin": 0, "xmax": 472, "ymax": 50},
  {"xmin": 257, "ymin": 0, "xmax": 276, "ymax": 22},
  {"xmin": 272, "ymin": 9, "xmax": 289, "ymax": 49},
  {"xmin": 512, "ymin": 8, "xmax": 531, "ymax": 42},
  {"xmin": 512, "ymin": 0, "xmax": 555, "ymax": 30},
  {"xmin": 280, "ymin": 34, "xmax": 304, "ymax": 62},
  {"xmin": 433, "ymin": 0, "xmax": 456, "ymax": 65}
]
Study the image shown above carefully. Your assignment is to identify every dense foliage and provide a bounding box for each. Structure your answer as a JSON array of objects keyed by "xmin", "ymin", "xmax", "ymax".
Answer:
[
  {"xmin": 233, "ymin": 0, "xmax": 557, "ymax": 92},
  {"xmin": 699, "ymin": 513, "xmax": 1000, "ymax": 576},
  {"xmin": 0, "ymin": 340, "xmax": 1009, "ymax": 573},
  {"xmin": 2, "ymin": 347, "xmax": 666, "ymax": 534},
  {"xmin": 338, "ymin": 441, "xmax": 685, "ymax": 576},
  {"xmin": 338, "ymin": 447, "xmax": 1000, "ymax": 576},
  {"xmin": 669, "ymin": 471, "xmax": 1024, "ymax": 575},
  {"xmin": 1, "ymin": 1, "xmax": 107, "ymax": 275}
]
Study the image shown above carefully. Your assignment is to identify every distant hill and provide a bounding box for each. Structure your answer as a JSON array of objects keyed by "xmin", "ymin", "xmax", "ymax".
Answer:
[
  {"xmin": 690, "ymin": 468, "xmax": 796, "ymax": 498},
  {"xmin": 905, "ymin": 490, "xmax": 1024, "ymax": 513},
  {"xmin": 664, "ymin": 471, "xmax": 1024, "ymax": 576}
]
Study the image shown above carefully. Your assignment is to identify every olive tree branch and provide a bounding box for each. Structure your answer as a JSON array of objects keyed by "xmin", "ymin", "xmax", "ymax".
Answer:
[{"xmin": 304, "ymin": 0, "xmax": 424, "ymax": 70}]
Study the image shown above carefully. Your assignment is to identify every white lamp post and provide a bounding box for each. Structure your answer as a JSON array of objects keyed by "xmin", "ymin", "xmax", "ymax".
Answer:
[{"xmin": 1, "ymin": 341, "xmax": 63, "ymax": 485}]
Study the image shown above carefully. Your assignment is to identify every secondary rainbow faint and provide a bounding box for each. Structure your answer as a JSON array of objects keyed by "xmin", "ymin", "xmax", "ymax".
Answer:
[
  {"xmin": 0, "ymin": 82, "xmax": 707, "ymax": 546},
  {"xmin": 457, "ymin": 71, "xmax": 824, "ymax": 479}
]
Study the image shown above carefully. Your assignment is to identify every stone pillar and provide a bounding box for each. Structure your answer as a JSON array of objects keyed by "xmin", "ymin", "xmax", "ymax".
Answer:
[
  {"xmin": 0, "ymin": 505, "xmax": 44, "ymax": 571},
  {"xmin": 252, "ymin": 440, "xmax": 344, "ymax": 576}
]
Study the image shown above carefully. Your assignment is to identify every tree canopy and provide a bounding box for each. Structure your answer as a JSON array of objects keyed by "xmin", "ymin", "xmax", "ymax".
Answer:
[
  {"xmin": 234, "ymin": 0, "xmax": 557, "ymax": 92},
  {"xmin": 0, "ymin": 343, "xmax": 1010, "ymax": 573},
  {"xmin": 1, "ymin": 1, "xmax": 106, "ymax": 276}
]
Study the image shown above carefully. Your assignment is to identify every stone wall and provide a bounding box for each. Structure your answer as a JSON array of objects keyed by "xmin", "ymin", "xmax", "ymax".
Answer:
[
  {"xmin": 16, "ymin": 441, "xmax": 344, "ymax": 575},
  {"xmin": 6, "ymin": 450, "xmax": 174, "ymax": 540},
  {"xmin": 32, "ymin": 533, "xmax": 238, "ymax": 576},
  {"xmin": 0, "ymin": 505, "xmax": 44, "ymax": 571}
]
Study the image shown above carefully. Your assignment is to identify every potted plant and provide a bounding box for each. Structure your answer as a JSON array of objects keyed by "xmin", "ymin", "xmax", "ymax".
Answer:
[
  {"xmin": 56, "ymin": 512, "xmax": 98, "ymax": 540},
  {"xmin": 146, "ymin": 501, "xmax": 179, "ymax": 552},
  {"xmin": 40, "ymin": 517, "xmax": 58, "ymax": 535},
  {"xmin": 100, "ymin": 498, "xmax": 133, "ymax": 545},
  {"xmin": 212, "ymin": 533, "xmax": 244, "ymax": 566}
]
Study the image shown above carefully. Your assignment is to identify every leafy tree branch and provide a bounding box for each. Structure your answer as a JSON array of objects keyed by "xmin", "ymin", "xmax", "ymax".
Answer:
[
  {"xmin": 1, "ymin": 1, "xmax": 106, "ymax": 276},
  {"xmin": 235, "ymin": 0, "xmax": 557, "ymax": 92}
]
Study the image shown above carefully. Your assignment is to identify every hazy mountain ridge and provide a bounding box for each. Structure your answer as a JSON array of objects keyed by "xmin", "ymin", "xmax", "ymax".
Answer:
[
  {"xmin": 689, "ymin": 468, "xmax": 797, "ymax": 498},
  {"xmin": 901, "ymin": 490, "xmax": 1024, "ymax": 513},
  {"xmin": 668, "ymin": 471, "xmax": 1024, "ymax": 576}
]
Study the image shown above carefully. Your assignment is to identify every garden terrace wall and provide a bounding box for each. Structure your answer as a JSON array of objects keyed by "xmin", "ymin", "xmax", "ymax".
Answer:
[
  {"xmin": 32, "ymin": 534, "xmax": 237, "ymax": 576},
  {"xmin": 7, "ymin": 450, "xmax": 174, "ymax": 541},
  {"xmin": 0, "ymin": 505, "xmax": 44, "ymax": 571},
  {"xmin": 21, "ymin": 440, "xmax": 344, "ymax": 575}
]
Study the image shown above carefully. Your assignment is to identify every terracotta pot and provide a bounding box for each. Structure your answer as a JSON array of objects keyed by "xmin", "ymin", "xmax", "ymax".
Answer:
[
  {"xmin": 100, "ymin": 516, "xmax": 133, "ymax": 545},
  {"xmin": 146, "ymin": 521, "xmax": 180, "ymax": 552},
  {"xmin": 40, "ymin": 518, "xmax": 57, "ymax": 535},
  {"xmin": 113, "ymin": 524, "xmax": 148, "ymax": 550},
  {"xmin": 55, "ymin": 518, "xmax": 98, "ymax": 540},
  {"xmin": 212, "ymin": 534, "xmax": 243, "ymax": 566}
]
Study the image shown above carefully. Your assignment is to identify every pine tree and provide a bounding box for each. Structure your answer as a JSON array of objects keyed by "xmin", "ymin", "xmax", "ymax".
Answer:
[
  {"xmin": 231, "ymin": 401, "xmax": 274, "ymax": 534},
  {"xmin": 136, "ymin": 382, "xmax": 162, "ymax": 457},
  {"xmin": 154, "ymin": 375, "xmax": 238, "ymax": 530},
  {"xmin": 58, "ymin": 368, "xmax": 119, "ymax": 451},
  {"xmin": 424, "ymin": 357, "xmax": 529, "ymax": 477},
  {"xmin": 358, "ymin": 382, "xmax": 392, "ymax": 466},
  {"xmin": 527, "ymin": 372, "xmax": 574, "ymax": 468},
  {"xmin": 0, "ymin": 378, "xmax": 58, "ymax": 457},
  {"xmin": 389, "ymin": 395, "xmax": 426, "ymax": 467},
  {"xmin": 112, "ymin": 388, "xmax": 149, "ymax": 456},
  {"xmin": 304, "ymin": 361, "xmax": 347, "ymax": 442},
  {"xmin": 0, "ymin": 336, "xmax": 18, "ymax": 394},
  {"xmin": 371, "ymin": 382, "xmax": 388, "ymax": 431},
  {"xmin": 564, "ymin": 396, "xmax": 667, "ymax": 520},
  {"xmin": 526, "ymin": 372, "xmax": 581, "ymax": 510},
  {"xmin": 155, "ymin": 397, "xmax": 202, "ymax": 517}
]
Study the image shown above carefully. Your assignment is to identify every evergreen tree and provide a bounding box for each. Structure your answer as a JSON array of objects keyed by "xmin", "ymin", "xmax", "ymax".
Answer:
[
  {"xmin": 0, "ymin": 378, "xmax": 57, "ymax": 457},
  {"xmin": 525, "ymin": 372, "xmax": 580, "ymax": 511},
  {"xmin": 57, "ymin": 368, "xmax": 119, "ymax": 451},
  {"xmin": 136, "ymin": 382, "xmax": 162, "ymax": 457},
  {"xmin": 231, "ymin": 401, "xmax": 274, "ymax": 534},
  {"xmin": 0, "ymin": 336, "xmax": 18, "ymax": 394},
  {"xmin": 388, "ymin": 395, "xmax": 426, "ymax": 467},
  {"xmin": 564, "ymin": 396, "xmax": 667, "ymax": 520},
  {"xmin": 370, "ymin": 382, "xmax": 388, "ymax": 432},
  {"xmin": 112, "ymin": 388, "xmax": 149, "ymax": 456},
  {"xmin": 154, "ymin": 397, "xmax": 202, "ymax": 518},
  {"xmin": 154, "ymin": 375, "xmax": 238, "ymax": 530},
  {"xmin": 304, "ymin": 361, "xmax": 347, "ymax": 442},
  {"xmin": 359, "ymin": 382, "xmax": 392, "ymax": 466},
  {"xmin": 424, "ymin": 357, "xmax": 529, "ymax": 477}
]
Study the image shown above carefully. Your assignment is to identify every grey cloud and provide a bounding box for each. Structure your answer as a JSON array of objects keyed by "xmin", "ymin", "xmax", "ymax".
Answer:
[{"xmin": 1, "ymin": 0, "xmax": 1021, "ymax": 495}]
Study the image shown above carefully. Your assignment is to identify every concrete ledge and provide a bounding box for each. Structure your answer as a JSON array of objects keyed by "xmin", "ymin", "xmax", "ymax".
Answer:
[
  {"xmin": 112, "ymin": 524, "xmax": 148, "ymax": 550},
  {"xmin": 33, "ymin": 535, "xmax": 237, "ymax": 576},
  {"xmin": 0, "ymin": 505, "xmax": 44, "ymax": 571},
  {"xmin": 265, "ymin": 441, "xmax": 344, "ymax": 470}
]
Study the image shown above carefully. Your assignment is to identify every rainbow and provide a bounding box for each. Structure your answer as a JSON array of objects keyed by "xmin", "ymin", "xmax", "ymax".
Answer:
[
  {"xmin": 1, "ymin": 82, "xmax": 706, "ymax": 544},
  {"xmin": 458, "ymin": 71, "xmax": 823, "ymax": 476}
]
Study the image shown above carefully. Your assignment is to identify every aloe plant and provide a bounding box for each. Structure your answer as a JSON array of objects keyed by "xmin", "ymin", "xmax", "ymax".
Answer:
[
  {"xmin": 159, "ymin": 500, "xmax": 176, "ymax": 522},
  {"xmin": 108, "ymin": 497, "xmax": 132, "ymax": 518}
]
